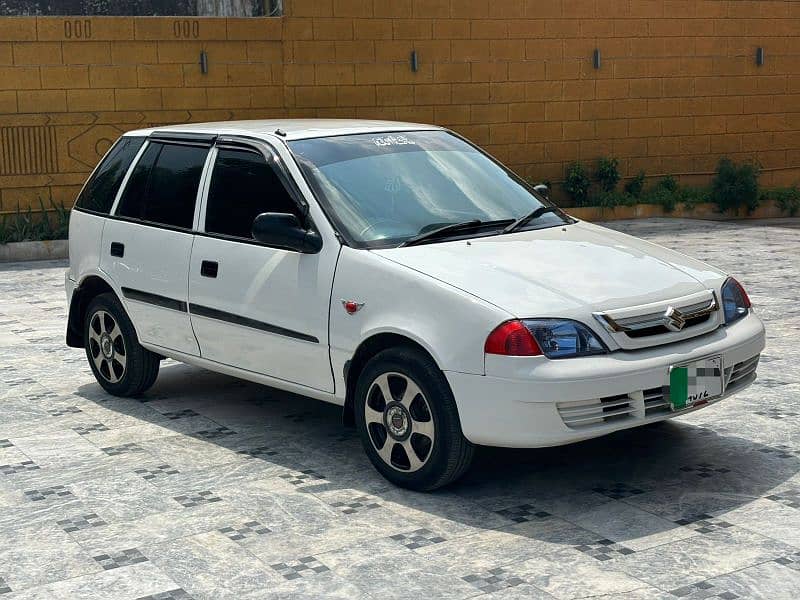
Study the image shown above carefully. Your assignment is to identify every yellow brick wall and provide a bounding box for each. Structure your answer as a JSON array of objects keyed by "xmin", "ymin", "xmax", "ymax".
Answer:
[{"xmin": 1, "ymin": 1, "xmax": 799, "ymax": 212}]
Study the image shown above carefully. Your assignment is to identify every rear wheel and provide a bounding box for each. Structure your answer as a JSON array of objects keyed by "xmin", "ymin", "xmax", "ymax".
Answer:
[
  {"xmin": 354, "ymin": 347, "xmax": 474, "ymax": 491},
  {"xmin": 84, "ymin": 293, "xmax": 159, "ymax": 397}
]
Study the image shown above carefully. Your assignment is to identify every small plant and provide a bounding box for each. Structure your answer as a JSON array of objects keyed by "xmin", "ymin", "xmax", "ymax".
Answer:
[
  {"xmin": 594, "ymin": 191, "xmax": 637, "ymax": 208},
  {"xmin": 0, "ymin": 199, "xmax": 70, "ymax": 244},
  {"xmin": 712, "ymin": 158, "xmax": 760, "ymax": 214},
  {"xmin": 762, "ymin": 186, "xmax": 800, "ymax": 216},
  {"xmin": 624, "ymin": 171, "xmax": 646, "ymax": 198},
  {"xmin": 596, "ymin": 157, "xmax": 620, "ymax": 193},
  {"xmin": 563, "ymin": 161, "xmax": 591, "ymax": 206},
  {"xmin": 643, "ymin": 187, "xmax": 677, "ymax": 213},
  {"xmin": 656, "ymin": 175, "xmax": 678, "ymax": 193}
]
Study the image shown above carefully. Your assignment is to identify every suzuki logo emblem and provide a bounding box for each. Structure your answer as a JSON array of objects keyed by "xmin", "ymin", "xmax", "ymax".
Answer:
[{"xmin": 663, "ymin": 306, "xmax": 686, "ymax": 332}]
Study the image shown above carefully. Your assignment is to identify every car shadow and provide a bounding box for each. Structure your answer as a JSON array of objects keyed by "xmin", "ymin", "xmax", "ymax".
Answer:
[{"xmin": 75, "ymin": 361, "xmax": 798, "ymax": 547}]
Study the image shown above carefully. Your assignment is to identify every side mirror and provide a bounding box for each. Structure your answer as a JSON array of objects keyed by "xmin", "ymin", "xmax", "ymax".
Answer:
[
  {"xmin": 533, "ymin": 183, "xmax": 550, "ymax": 199},
  {"xmin": 251, "ymin": 212, "xmax": 322, "ymax": 253}
]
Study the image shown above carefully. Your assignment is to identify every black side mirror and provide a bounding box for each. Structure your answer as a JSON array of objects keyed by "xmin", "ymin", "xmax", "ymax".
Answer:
[
  {"xmin": 251, "ymin": 212, "xmax": 322, "ymax": 253},
  {"xmin": 533, "ymin": 183, "xmax": 550, "ymax": 199}
]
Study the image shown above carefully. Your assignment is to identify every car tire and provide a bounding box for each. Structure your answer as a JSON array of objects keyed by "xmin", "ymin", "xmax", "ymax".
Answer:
[
  {"xmin": 84, "ymin": 292, "xmax": 160, "ymax": 397},
  {"xmin": 354, "ymin": 346, "xmax": 474, "ymax": 491}
]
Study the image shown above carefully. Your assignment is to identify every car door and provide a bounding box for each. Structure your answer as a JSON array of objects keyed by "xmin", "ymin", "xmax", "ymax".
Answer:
[
  {"xmin": 100, "ymin": 135, "xmax": 212, "ymax": 356},
  {"xmin": 188, "ymin": 139, "xmax": 337, "ymax": 393}
]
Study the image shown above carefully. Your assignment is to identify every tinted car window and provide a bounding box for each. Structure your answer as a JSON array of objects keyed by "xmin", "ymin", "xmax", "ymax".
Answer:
[
  {"xmin": 75, "ymin": 136, "xmax": 145, "ymax": 213},
  {"xmin": 205, "ymin": 148, "xmax": 301, "ymax": 239},
  {"xmin": 117, "ymin": 142, "xmax": 208, "ymax": 229}
]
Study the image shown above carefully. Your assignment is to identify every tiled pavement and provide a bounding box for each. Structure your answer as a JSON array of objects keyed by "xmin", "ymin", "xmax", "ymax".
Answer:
[{"xmin": 0, "ymin": 218, "xmax": 799, "ymax": 599}]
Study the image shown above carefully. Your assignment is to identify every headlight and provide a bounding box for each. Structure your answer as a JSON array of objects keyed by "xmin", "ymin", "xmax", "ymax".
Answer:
[
  {"xmin": 524, "ymin": 319, "xmax": 608, "ymax": 358},
  {"xmin": 484, "ymin": 319, "xmax": 608, "ymax": 358},
  {"xmin": 721, "ymin": 277, "xmax": 751, "ymax": 324}
]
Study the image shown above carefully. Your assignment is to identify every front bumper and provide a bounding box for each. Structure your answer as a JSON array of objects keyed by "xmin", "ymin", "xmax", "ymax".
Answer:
[{"xmin": 445, "ymin": 313, "xmax": 765, "ymax": 447}]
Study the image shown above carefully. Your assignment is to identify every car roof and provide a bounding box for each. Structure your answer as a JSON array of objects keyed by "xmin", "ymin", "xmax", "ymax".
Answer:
[{"xmin": 123, "ymin": 119, "xmax": 443, "ymax": 141}]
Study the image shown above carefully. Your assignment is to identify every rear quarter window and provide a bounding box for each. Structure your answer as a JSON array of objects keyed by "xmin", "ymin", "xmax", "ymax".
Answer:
[{"xmin": 75, "ymin": 136, "xmax": 145, "ymax": 214}]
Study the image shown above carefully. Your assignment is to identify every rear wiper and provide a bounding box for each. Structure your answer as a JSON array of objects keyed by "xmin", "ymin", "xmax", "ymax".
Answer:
[
  {"xmin": 400, "ymin": 219, "xmax": 511, "ymax": 247},
  {"xmin": 502, "ymin": 206, "xmax": 564, "ymax": 234}
]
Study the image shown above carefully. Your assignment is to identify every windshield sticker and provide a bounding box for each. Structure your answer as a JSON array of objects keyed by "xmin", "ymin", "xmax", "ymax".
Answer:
[{"xmin": 373, "ymin": 135, "xmax": 416, "ymax": 147}]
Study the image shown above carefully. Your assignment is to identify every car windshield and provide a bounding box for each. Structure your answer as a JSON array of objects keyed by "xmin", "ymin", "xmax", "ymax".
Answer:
[{"xmin": 288, "ymin": 130, "xmax": 569, "ymax": 248}]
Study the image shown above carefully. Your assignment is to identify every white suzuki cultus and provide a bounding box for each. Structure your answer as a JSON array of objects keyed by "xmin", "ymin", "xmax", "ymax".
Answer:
[{"xmin": 66, "ymin": 120, "xmax": 765, "ymax": 490}]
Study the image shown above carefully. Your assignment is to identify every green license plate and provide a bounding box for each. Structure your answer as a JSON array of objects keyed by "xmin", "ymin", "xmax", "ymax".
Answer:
[{"xmin": 669, "ymin": 356, "xmax": 723, "ymax": 411}]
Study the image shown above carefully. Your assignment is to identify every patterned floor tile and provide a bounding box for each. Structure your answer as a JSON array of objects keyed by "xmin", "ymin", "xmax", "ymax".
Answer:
[
  {"xmin": 462, "ymin": 567, "xmax": 525, "ymax": 593},
  {"xmin": 218, "ymin": 520, "xmax": 272, "ymax": 541},
  {"xmin": 278, "ymin": 469, "xmax": 325, "ymax": 486},
  {"xmin": 0, "ymin": 460, "xmax": 40, "ymax": 474},
  {"xmin": 173, "ymin": 490, "xmax": 222, "ymax": 508},
  {"xmin": 574, "ymin": 539, "xmax": 636, "ymax": 561},
  {"xmin": 678, "ymin": 464, "xmax": 732, "ymax": 478},
  {"xmin": 72, "ymin": 423, "xmax": 110, "ymax": 435},
  {"xmin": 592, "ymin": 483, "xmax": 648, "ymax": 499},
  {"xmin": 674, "ymin": 514, "xmax": 735, "ymax": 534},
  {"xmin": 495, "ymin": 503, "xmax": 552, "ymax": 523},
  {"xmin": 93, "ymin": 548, "xmax": 149, "ymax": 570},
  {"xmin": 389, "ymin": 528, "xmax": 447, "ymax": 550},
  {"xmin": 270, "ymin": 556, "xmax": 330, "ymax": 580},
  {"xmin": 236, "ymin": 445, "xmax": 278, "ymax": 459},
  {"xmin": 765, "ymin": 488, "xmax": 800, "ymax": 509},
  {"xmin": 135, "ymin": 464, "xmax": 180, "ymax": 481},
  {"xmin": 24, "ymin": 484, "xmax": 74, "ymax": 501},
  {"xmin": 328, "ymin": 494, "xmax": 381, "ymax": 514},
  {"xmin": 57, "ymin": 512, "xmax": 107, "ymax": 532},
  {"xmin": 101, "ymin": 442, "xmax": 145, "ymax": 456},
  {"xmin": 1, "ymin": 221, "xmax": 799, "ymax": 598}
]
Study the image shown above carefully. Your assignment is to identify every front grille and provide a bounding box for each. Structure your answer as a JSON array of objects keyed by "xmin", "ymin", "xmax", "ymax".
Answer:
[
  {"xmin": 726, "ymin": 355, "xmax": 759, "ymax": 387},
  {"xmin": 557, "ymin": 393, "xmax": 636, "ymax": 429},
  {"xmin": 624, "ymin": 314, "xmax": 711, "ymax": 338},
  {"xmin": 557, "ymin": 353, "xmax": 760, "ymax": 430},
  {"xmin": 644, "ymin": 386, "xmax": 670, "ymax": 417}
]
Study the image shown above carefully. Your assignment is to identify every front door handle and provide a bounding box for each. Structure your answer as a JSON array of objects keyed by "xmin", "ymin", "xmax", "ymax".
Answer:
[
  {"xmin": 201, "ymin": 260, "xmax": 218, "ymax": 278},
  {"xmin": 110, "ymin": 242, "xmax": 124, "ymax": 257}
]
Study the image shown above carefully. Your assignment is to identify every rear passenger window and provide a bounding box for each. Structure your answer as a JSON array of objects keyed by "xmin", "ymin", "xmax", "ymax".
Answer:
[
  {"xmin": 205, "ymin": 148, "xmax": 302, "ymax": 240},
  {"xmin": 117, "ymin": 142, "xmax": 208, "ymax": 229},
  {"xmin": 75, "ymin": 136, "xmax": 145, "ymax": 214}
]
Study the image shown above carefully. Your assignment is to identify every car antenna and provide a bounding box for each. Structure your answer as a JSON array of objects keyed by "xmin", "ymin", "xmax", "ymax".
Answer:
[{"xmin": 274, "ymin": 128, "xmax": 287, "ymax": 137}]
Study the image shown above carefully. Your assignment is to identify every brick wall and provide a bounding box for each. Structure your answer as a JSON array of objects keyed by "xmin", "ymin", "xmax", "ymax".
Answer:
[{"xmin": 1, "ymin": 0, "xmax": 799, "ymax": 213}]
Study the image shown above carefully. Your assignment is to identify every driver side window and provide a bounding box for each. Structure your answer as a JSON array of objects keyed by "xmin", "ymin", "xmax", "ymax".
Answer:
[{"xmin": 205, "ymin": 147, "xmax": 302, "ymax": 240}]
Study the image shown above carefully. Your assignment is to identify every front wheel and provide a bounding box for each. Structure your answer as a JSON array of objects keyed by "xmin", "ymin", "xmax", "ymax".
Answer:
[
  {"xmin": 354, "ymin": 347, "xmax": 474, "ymax": 491},
  {"xmin": 84, "ymin": 293, "xmax": 159, "ymax": 397}
]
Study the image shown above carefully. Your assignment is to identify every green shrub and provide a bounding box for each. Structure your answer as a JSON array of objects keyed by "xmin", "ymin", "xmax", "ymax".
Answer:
[
  {"xmin": 712, "ymin": 158, "xmax": 760, "ymax": 213},
  {"xmin": 643, "ymin": 187, "xmax": 677, "ymax": 212},
  {"xmin": 761, "ymin": 186, "xmax": 800, "ymax": 216},
  {"xmin": 624, "ymin": 171, "xmax": 646, "ymax": 198},
  {"xmin": 562, "ymin": 161, "xmax": 591, "ymax": 206},
  {"xmin": 594, "ymin": 191, "xmax": 637, "ymax": 208},
  {"xmin": 677, "ymin": 186, "xmax": 712, "ymax": 210},
  {"xmin": 596, "ymin": 157, "xmax": 620, "ymax": 193},
  {"xmin": 0, "ymin": 199, "xmax": 70, "ymax": 244},
  {"xmin": 656, "ymin": 175, "xmax": 678, "ymax": 193}
]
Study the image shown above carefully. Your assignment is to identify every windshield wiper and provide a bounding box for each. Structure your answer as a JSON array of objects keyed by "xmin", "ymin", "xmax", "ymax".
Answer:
[
  {"xmin": 400, "ymin": 219, "xmax": 511, "ymax": 247},
  {"xmin": 502, "ymin": 206, "xmax": 564, "ymax": 234}
]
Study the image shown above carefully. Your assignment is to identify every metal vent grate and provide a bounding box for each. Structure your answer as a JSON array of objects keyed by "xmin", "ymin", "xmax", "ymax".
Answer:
[{"xmin": 557, "ymin": 393, "xmax": 636, "ymax": 429}]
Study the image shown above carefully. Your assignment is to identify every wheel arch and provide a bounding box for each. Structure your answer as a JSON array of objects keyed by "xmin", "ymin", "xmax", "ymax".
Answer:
[
  {"xmin": 66, "ymin": 274, "xmax": 119, "ymax": 348},
  {"xmin": 342, "ymin": 331, "xmax": 440, "ymax": 426}
]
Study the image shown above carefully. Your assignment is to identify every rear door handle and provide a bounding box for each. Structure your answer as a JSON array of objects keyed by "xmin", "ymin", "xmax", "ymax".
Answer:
[
  {"xmin": 201, "ymin": 260, "xmax": 218, "ymax": 278},
  {"xmin": 110, "ymin": 242, "xmax": 124, "ymax": 257}
]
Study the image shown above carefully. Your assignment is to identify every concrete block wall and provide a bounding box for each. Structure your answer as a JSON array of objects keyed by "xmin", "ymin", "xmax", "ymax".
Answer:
[{"xmin": 0, "ymin": 0, "xmax": 799, "ymax": 212}]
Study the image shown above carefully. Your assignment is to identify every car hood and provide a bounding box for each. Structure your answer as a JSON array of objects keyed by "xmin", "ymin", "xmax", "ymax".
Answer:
[{"xmin": 371, "ymin": 221, "xmax": 726, "ymax": 318}]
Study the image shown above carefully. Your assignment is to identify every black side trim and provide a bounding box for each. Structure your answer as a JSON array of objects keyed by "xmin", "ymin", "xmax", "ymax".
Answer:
[
  {"xmin": 121, "ymin": 287, "xmax": 187, "ymax": 312},
  {"xmin": 188, "ymin": 303, "xmax": 319, "ymax": 343}
]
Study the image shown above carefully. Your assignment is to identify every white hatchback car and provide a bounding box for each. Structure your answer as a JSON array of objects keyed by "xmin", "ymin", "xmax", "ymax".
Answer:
[{"xmin": 66, "ymin": 119, "xmax": 765, "ymax": 490}]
